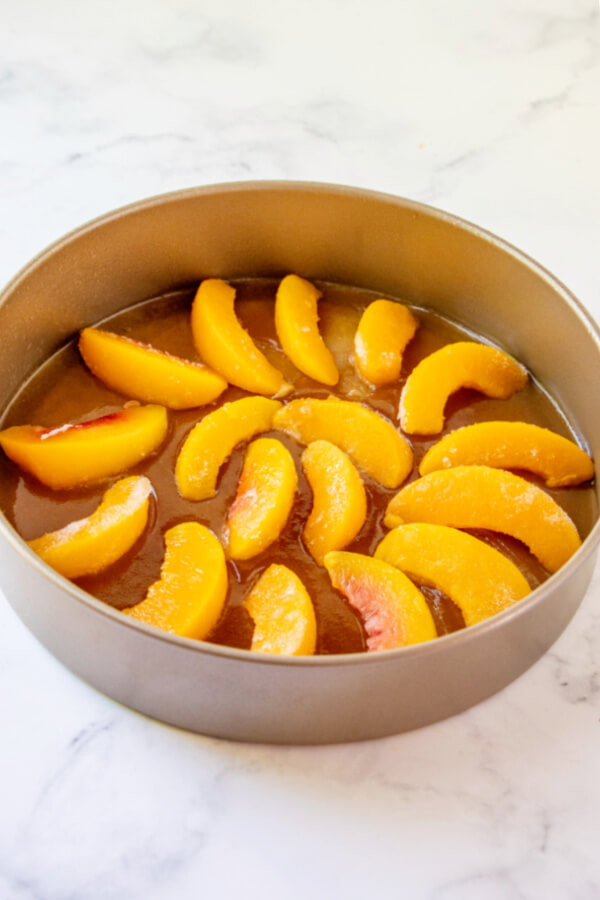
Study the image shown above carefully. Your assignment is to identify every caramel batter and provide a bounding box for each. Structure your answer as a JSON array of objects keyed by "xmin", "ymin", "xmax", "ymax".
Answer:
[{"xmin": 0, "ymin": 280, "xmax": 595, "ymax": 654}]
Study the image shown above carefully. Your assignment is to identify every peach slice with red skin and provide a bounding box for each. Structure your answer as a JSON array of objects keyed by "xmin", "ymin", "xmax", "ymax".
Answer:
[
  {"xmin": 28, "ymin": 476, "xmax": 153, "ymax": 579},
  {"xmin": 324, "ymin": 551, "xmax": 436, "ymax": 651},
  {"xmin": 78, "ymin": 327, "xmax": 227, "ymax": 409},
  {"xmin": 191, "ymin": 278, "xmax": 290, "ymax": 396},
  {"xmin": 384, "ymin": 465, "xmax": 581, "ymax": 572},
  {"xmin": 225, "ymin": 437, "xmax": 297, "ymax": 561},
  {"xmin": 123, "ymin": 522, "xmax": 227, "ymax": 639},
  {"xmin": 399, "ymin": 342, "xmax": 528, "ymax": 434},
  {"xmin": 375, "ymin": 523, "xmax": 531, "ymax": 626},
  {"xmin": 419, "ymin": 421, "xmax": 594, "ymax": 487},
  {"xmin": 302, "ymin": 440, "xmax": 367, "ymax": 565},
  {"xmin": 0, "ymin": 404, "xmax": 168, "ymax": 490},
  {"xmin": 175, "ymin": 396, "xmax": 282, "ymax": 501},
  {"xmin": 273, "ymin": 397, "xmax": 413, "ymax": 489},
  {"xmin": 275, "ymin": 274, "xmax": 339, "ymax": 385},
  {"xmin": 244, "ymin": 564, "xmax": 317, "ymax": 655},
  {"xmin": 354, "ymin": 299, "xmax": 418, "ymax": 386}
]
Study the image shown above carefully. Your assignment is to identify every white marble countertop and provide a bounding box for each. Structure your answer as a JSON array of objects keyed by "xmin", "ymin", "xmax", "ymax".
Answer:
[{"xmin": 1, "ymin": 1, "xmax": 599, "ymax": 897}]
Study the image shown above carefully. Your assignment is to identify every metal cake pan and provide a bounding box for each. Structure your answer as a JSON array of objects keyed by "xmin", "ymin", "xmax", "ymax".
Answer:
[{"xmin": 0, "ymin": 181, "xmax": 598, "ymax": 743}]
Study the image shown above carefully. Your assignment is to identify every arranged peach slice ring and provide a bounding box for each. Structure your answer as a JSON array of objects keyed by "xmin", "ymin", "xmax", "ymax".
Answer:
[
  {"xmin": 399, "ymin": 341, "xmax": 528, "ymax": 434},
  {"xmin": 384, "ymin": 465, "xmax": 581, "ymax": 572},
  {"xmin": 375, "ymin": 523, "xmax": 531, "ymax": 627},
  {"xmin": 224, "ymin": 437, "xmax": 297, "ymax": 560},
  {"xmin": 419, "ymin": 421, "xmax": 594, "ymax": 487},
  {"xmin": 323, "ymin": 551, "xmax": 436, "ymax": 651},
  {"xmin": 79, "ymin": 327, "xmax": 227, "ymax": 409},
  {"xmin": 0, "ymin": 404, "xmax": 168, "ymax": 490},
  {"xmin": 243, "ymin": 563, "xmax": 317, "ymax": 655},
  {"xmin": 123, "ymin": 522, "xmax": 227, "ymax": 639},
  {"xmin": 302, "ymin": 440, "xmax": 367, "ymax": 564},
  {"xmin": 354, "ymin": 299, "xmax": 418, "ymax": 386},
  {"xmin": 275, "ymin": 274, "xmax": 339, "ymax": 385},
  {"xmin": 28, "ymin": 476, "xmax": 153, "ymax": 579},
  {"xmin": 175, "ymin": 396, "xmax": 282, "ymax": 500},
  {"xmin": 191, "ymin": 278, "xmax": 290, "ymax": 396},
  {"xmin": 273, "ymin": 397, "xmax": 413, "ymax": 489}
]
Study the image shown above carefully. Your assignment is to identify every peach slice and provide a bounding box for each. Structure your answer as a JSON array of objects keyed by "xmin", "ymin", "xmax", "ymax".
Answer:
[
  {"xmin": 273, "ymin": 397, "xmax": 413, "ymax": 489},
  {"xmin": 28, "ymin": 476, "xmax": 153, "ymax": 579},
  {"xmin": 275, "ymin": 274, "xmax": 339, "ymax": 385},
  {"xmin": 0, "ymin": 405, "xmax": 168, "ymax": 490},
  {"xmin": 79, "ymin": 327, "xmax": 227, "ymax": 409},
  {"xmin": 191, "ymin": 278, "xmax": 289, "ymax": 395},
  {"xmin": 302, "ymin": 440, "xmax": 367, "ymax": 564},
  {"xmin": 419, "ymin": 421, "xmax": 594, "ymax": 487},
  {"xmin": 243, "ymin": 564, "xmax": 317, "ymax": 655},
  {"xmin": 375, "ymin": 523, "xmax": 531, "ymax": 626},
  {"xmin": 354, "ymin": 299, "xmax": 418, "ymax": 386},
  {"xmin": 323, "ymin": 551, "xmax": 436, "ymax": 651},
  {"xmin": 384, "ymin": 465, "xmax": 581, "ymax": 572},
  {"xmin": 399, "ymin": 342, "xmax": 528, "ymax": 434},
  {"xmin": 123, "ymin": 522, "xmax": 227, "ymax": 639},
  {"xmin": 224, "ymin": 437, "xmax": 297, "ymax": 560},
  {"xmin": 175, "ymin": 396, "xmax": 282, "ymax": 500}
]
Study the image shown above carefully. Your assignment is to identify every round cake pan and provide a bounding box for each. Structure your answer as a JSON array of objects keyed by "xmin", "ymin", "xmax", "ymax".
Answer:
[{"xmin": 0, "ymin": 182, "xmax": 598, "ymax": 744}]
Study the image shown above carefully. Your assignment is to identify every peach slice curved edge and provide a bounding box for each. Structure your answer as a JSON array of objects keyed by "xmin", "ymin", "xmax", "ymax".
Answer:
[
  {"xmin": 28, "ymin": 475, "xmax": 153, "ymax": 579},
  {"xmin": 224, "ymin": 437, "xmax": 297, "ymax": 561},
  {"xmin": 302, "ymin": 440, "xmax": 366, "ymax": 565},
  {"xmin": 243, "ymin": 563, "xmax": 317, "ymax": 655},
  {"xmin": 79, "ymin": 327, "xmax": 227, "ymax": 409},
  {"xmin": 273, "ymin": 397, "xmax": 413, "ymax": 489},
  {"xmin": 323, "ymin": 551, "xmax": 436, "ymax": 651},
  {"xmin": 375, "ymin": 523, "xmax": 531, "ymax": 627},
  {"xmin": 384, "ymin": 465, "xmax": 581, "ymax": 573},
  {"xmin": 399, "ymin": 342, "xmax": 528, "ymax": 434},
  {"xmin": 275, "ymin": 274, "xmax": 339, "ymax": 385},
  {"xmin": 175, "ymin": 396, "xmax": 282, "ymax": 500},
  {"xmin": 354, "ymin": 299, "xmax": 418, "ymax": 386},
  {"xmin": 419, "ymin": 421, "xmax": 594, "ymax": 487},
  {"xmin": 123, "ymin": 522, "xmax": 227, "ymax": 639},
  {"xmin": 191, "ymin": 278, "xmax": 290, "ymax": 396},
  {"xmin": 0, "ymin": 404, "xmax": 168, "ymax": 490}
]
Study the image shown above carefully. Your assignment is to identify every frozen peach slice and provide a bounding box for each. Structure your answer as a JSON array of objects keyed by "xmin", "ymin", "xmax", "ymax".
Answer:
[
  {"xmin": 175, "ymin": 396, "xmax": 282, "ymax": 500},
  {"xmin": 419, "ymin": 421, "xmax": 594, "ymax": 487},
  {"xmin": 273, "ymin": 397, "xmax": 412, "ymax": 489},
  {"xmin": 399, "ymin": 342, "xmax": 528, "ymax": 434},
  {"xmin": 244, "ymin": 564, "xmax": 317, "ymax": 655},
  {"xmin": 275, "ymin": 274, "xmax": 339, "ymax": 385},
  {"xmin": 375, "ymin": 523, "xmax": 531, "ymax": 626},
  {"xmin": 28, "ymin": 476, "xmax": 152, "ymax": 579},
  {"xmin": 324, "ymin": 551, "xmax": 436, "ymax": 651},
  {"xmin": 302, "ymin": 440, "xmax": 367, "ymax": 564},
  {"xmin": 79, "ymin": 327, "xmax": 227, "ymax": 409},
  {"xmin": 225, "ymin": 437, "xmax": 297, "ymax": 560},
  {"xmin": 123, "ymin": 522, "xmax": 227, "ymax": 639},
  {"xmin": 384, "ymin": 465, "xmax": 581, "ymax": 572},
  {"xmin": 0, "ymin": 405, "xmax": 168, "ymax": 490},
  {"xmin": 354, "ymin": 299, "xmax": 418, "ymax": 386},
  {"xmin": 191, "ymin": 278, "xmax": 289, "ymax": 395}
]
